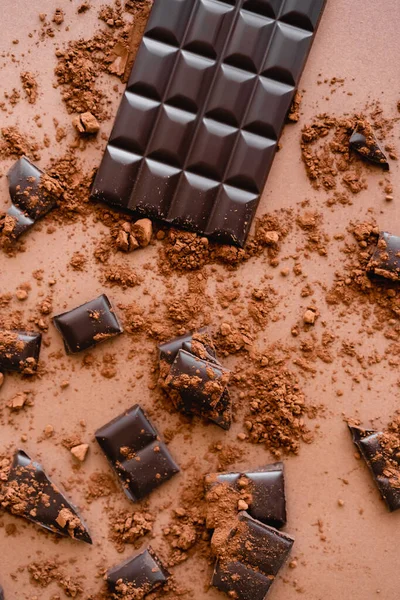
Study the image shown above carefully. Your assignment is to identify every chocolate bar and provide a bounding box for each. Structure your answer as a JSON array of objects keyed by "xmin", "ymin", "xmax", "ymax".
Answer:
[
  {"xmin": 205, "ymin": 462, "xmax": 286, "ymax": 529},
  {"xmin": 0, "ymin": 330, "xmax": 41, "ymax": 374},
  {"xmin": 107, "ymin": 548, "xmax": 170, "ymax": 597},
  {"xmin": 92, "ymin": 0, "xmax": 326, "ymax": 246},
  {"xmin": 53, "ymin": 294, "xmax": 123, "ymax": 354},
  {"xmin": 349, "ymin": 128, "xmax": 389, "ymax": 171},
  {"xmin": 95, "ymin": 404, "xmax": 180, "ymax": 501},
  {"xmin": 349, "ymin": 425, "xmax": 400, "ymax": 512},
  {"xmin": 212, "ymin": 512, "xmax": 294, "ymax": 599},
  {"xmin": 367, "ymin": 232, "xmax": 400, "ymax": 282},
  {"xmin": 0, "ymin": 450, "xmax": 92, "ymax": 543}
]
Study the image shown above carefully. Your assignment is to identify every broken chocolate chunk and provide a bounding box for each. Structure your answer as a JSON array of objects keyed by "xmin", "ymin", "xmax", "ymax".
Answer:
[
  {"xmin": 349, "ymin": 127, "xmax": 389, "ymax": 170},
  {"xmin": 0, "ymin": 329, "xmax": 41, "ymax": 374},
  {"xmin": 159, "ymin": 328, "xmax": 217, "ymax": 366},
  {"xmin": 107, "ymin": 548, "xmax": 170, "ymax": 598},
  {"xmin": 367, "ymin": 231, "xmax": 400, "ymax": 282},
  {"xmin": 53, "ymin": 294, "xmax": 123, "ymax": 354},
  {"xmin": 95, "ymin": 404, "xmax": 180, "ymax": 502},
  {"xmin": 205, "ymin": 463, "xmax": 286, "ymax": 529},
  {"xmin": 349, "ymin": 424, "xmax": 400, "ymax": 512},
  {"xmin": 212, "ymin": 512, "xmax": 294, "ymax": 600},
  {"xmin": 0, "ymin": 450, "xmax": 92, "ymax": 543}
]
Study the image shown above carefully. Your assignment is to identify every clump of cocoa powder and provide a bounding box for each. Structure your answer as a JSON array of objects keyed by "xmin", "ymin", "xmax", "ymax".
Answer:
[
  {"xmin": 103, "ymin": 264, "xmax": 141, "ymax": 288},
  {"xmin": 28, "ymin": 560, "xmax": 83, "ymax": 597},
  {"xmin": 109, "ymin": 508, "xmax": 154, "ymax": 552},
  {"xmin": 20, "ymin": 72, "xmax": 38, "ymax": 104},
  {"xmin": 0, "ymin": 127, "xmax": 41, "ymax": 160}
]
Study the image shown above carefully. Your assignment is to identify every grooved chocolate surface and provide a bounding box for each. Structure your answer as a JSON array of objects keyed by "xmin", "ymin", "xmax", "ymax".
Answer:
[{"xmin": 92, "ymin": 0, "xmax": 326, "ymax": 246}]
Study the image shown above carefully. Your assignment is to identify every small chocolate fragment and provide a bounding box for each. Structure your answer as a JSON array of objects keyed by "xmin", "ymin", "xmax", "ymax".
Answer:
[
  {"xmin": 205, "ymin": 463, "xmax": 286, "ymax": 529},
  {"xmin": 367, "ymin": 231, "xmax": 400, "ymax": 282},
  {"xmin": 95, "ymin": 404, "xmax": 180, "ymax": 501},
  {"xmin": 0, "ymin": 450, "xmax": 92, "ymax": 543},
  {"xmin": 349, "ymin": 127, "xmax": 389, "ymax": 170},
  {"xmin": 3, "ymin": 156, "xmax": 60, "ymax": 238},
  {"xmin": 53, "ymin": 294, "xmax": 123, "ymax": 354},
  {"xmin": 212, "ymin": 512, "xmax": 294, "ymax": 600},
  {"xmin": 107, "ymin": 548, "xmax": 170, "ymax": 598},
  {"xmin": 0, "ymin": 330, "xmax": 41, "ymax": 374},
  {"xmin": 0, "ymin": 584, "xmax": 4, "ymax": 600},
  {"xmin": 349, "ymin": 424, "xmax": 400, "ymax": 512}
]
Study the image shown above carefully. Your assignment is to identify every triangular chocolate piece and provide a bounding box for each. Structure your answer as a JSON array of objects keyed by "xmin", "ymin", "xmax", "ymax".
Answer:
[
  {"xmin": 0, "ymin": 450, "xmax": 92, "ymax": 543},
  {"xmin": 349, "ymin": 127, "xmax": 389, "ymax": 170}
]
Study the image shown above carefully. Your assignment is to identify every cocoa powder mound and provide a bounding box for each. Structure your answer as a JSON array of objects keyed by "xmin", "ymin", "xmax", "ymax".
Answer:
[
  {"xmin": 27, "ymin": 559, "xmax": 83, "ymax": 597},
  {"xmin": 0, "ymin": 127, "xmax": 41, "ymax": 160},
  {"xmin": 109, "ymin": 508, "xmax": 154, "ymax": 553},
  {"xmin": 20, "ymin": 72, "xmax": 38, "ymax": 104}
]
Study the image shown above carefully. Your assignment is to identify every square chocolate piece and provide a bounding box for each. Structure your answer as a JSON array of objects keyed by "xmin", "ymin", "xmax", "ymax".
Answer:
[
  {"xmin": 53, "ymin": 294, "xmax": 123, "ymax": 354},
  {"xmin": 0, "ymin": 330, "xmax": 41, "ymax": 374},
  {"xmin": 367, "ymin": 231, "xmax": 400, "ymax": 282},
  {"xmin": 107, "ymin": 548, "xmax": 169, "ymax": 597},
  {"xmin": 212, "ymin": 512, "xmax": 294, "ymax": 600},
  {"xmin": 95, "ymin": 404, "xmax": 180, "ymax": 501}
]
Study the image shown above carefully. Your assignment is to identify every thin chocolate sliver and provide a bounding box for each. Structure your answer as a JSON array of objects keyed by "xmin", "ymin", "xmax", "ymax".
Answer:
[
  {"xmin": 95, "ymin": 404, "xmax": 180, "ymax": 501},
  {"xmin": 92, "ymin": 0, "xmax": 326, "ymax": 246},
  {"xmin": 367, "ymin": 231, "xmax": 400, "ymax": 282},
  {"xmin": 0, "ymin": 450, "xmax": 92, "ymax": 543},
  {"xmin": 53, "ymin": 294, "xmax": 123, "ymax": 354},
  {"xmin": 107, "ymin": 548, "xmax": 170, "ymax": 597},
  {"xmin": 349, "ymin": 129, "xmax": 389, "ymax": 171},
  {"xmin": 0, "ymin": 330, "xmax": 41, "ymax": 374}
]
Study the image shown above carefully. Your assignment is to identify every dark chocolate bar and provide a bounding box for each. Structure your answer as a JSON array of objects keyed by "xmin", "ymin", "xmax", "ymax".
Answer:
[
  {"xmin": 349, "ymin": 424, "xmax": 400, "ymax": 512},
  {"xmin": 0, "ymin": 330, "xmax": 41, "ymax": 374},
  {"xmin": 92, "ymin": 0, "xmax": 326, "ymax": 246},
  {"xmin": 205, "ymin": 462, "xmax": 286, "ymax": 529},
  {"xmin": 367, "ymin": 232, "xmax": 400, "ymax": 282},
  {"xmin": 349, "ymin": 128, "xmax": 389, "ymax": 171},
  {"xmin": 212, "ymin": 512, "xmax": 294, "ymax": 599},
  {"xmin": 0, "ymin": 450, "xmax": 92, "ymax": 543},
  {"xmin": 95, "ymin": 404, "xmax": 180, "ymax": 501},
  {"xmin": 107, "ymin": 548, "xmax": 170, "ymax": 597},
  {"xmin": 53, "ymin": 294, "xmax": 123, "ymax": 354}
]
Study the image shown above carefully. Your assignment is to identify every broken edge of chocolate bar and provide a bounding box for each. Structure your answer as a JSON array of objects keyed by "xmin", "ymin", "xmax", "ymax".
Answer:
[
  {"xmin": 367, "ymin": 231, "xmax": 400, "ymax": 282},
  {"xmin": 349, "ymin": 424, "xmax": 400, "ymax": 512},
  {"xmin": 0, "ymin": 329, "xmax": 41, "ymax": 374},
  {"xmin": 349, "ymin": 128, "xmax": 389, "ymax": 171},
  {"xmin": 0, "ymin": 450, "xmax": 92, "ymax": 543},
  {"xmin": 53, "ymin": 294, "xmax": 123, "ymax": 354},
  {"xmin": 107, "ymin": 547, "xmax": 170, "ymax": 597},
  {"xmin": 95, "ymin": 404, "xmax": 180, "ymax": 502}
]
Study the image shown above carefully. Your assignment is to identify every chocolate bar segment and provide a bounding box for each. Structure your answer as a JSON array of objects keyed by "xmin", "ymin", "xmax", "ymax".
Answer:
[
  {"xmin": 92, "ymin": 0, "xmax": 326, "ymax": 246},
  {"xmin": 0, "ymin": 450, "xmax": 92, "ymax": 543},
  {"xmin": 95, "ymin": 404, "xmax": 180, "ymax": 501},
  {"xmin": 0, "ymin": 330, "xmax": 41, "ymax": 374},
  {"xmin": 349, "ymin": 424, "xmax": 400, "ymax": 512},
  {"xmin": 53, "ymin": 294, "xmax": 123, "ymax": 354},
  {"xmin": 367, "ymin": 232, "xmax": 400, "ymax": 282},
  {"xmin": 107, "ymin": 548, "xmax": 169, "ymax": 597},
  {"xmin": 205, "ymin": 462, "xmax": 286, "ymax": 529},
  {"xmin": 212, "ymin": 512, "xmax": 294, "ymax": 599}
]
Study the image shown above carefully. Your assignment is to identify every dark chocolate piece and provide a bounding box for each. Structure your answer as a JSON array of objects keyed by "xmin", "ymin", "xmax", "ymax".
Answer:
[
  {"xmin": 159, "ymin": 327, "xmax": 217, "ymax": 365},
  {"xmin": 349, "ymin": 424, "xmax": 400, "ymax": 512},
  {"xmin": 349, "ymin": 128, "xmax": 389, "ymax": 171},
  {"xmin": 0, "ymin": 330, "xmax": 41, "ymax": 374},
  {"xmin": 367, "ymin": 231, "xmax": 400, "ymax": 282},
  {"xmin": 107, "ymin": 548, "xmax": 169, "ymax": 597},
  {"xmin": 92, "ymin": 0, "xmax": 326, "ymax": 247},
  {"xmin": 3, "ymin": 156, "xmax": 59, "ymax": 238},
  {"xmin": 53, "ymin": 294, "xmax": 123, "ymax": 354},
  {"xmin": 95, "ymin": 404, "xmax": 180, "ymax": 501},
  {"xmin": 212, "ymin": 512, "xmax": 294, "ymax": 599},
  {"xmin": 0, "ymin": 450, "xmax": 92, "ymax": 543},
  {"xmin": 0, "ymin": 584, "xmax": 4, "ymax": 600},
  {"xmin": 205, "ymin": 462, "xmax": 286, "ymax": 529}
]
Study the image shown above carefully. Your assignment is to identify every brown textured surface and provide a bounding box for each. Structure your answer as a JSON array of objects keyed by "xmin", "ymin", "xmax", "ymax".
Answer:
[{"xmin": 1, "ymin": 0, "xmax": 400, "ymax": 599}]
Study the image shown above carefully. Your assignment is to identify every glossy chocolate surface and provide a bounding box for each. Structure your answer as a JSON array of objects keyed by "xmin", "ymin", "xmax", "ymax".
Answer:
[
  {"xmin": 206, "ymin": 462, "xmax": 286, "ymax": 528},
  {"xmin": 53, "ymin": 294, "xmax": 123, "ymax": 354},
  {"xmin": 92, "ymin": 0, "xmax": 326, "ymax": 246},
  {"xmin": 159, "ymin": 327, "xmax": 217, "ymax": 365},
  {"xmin": 95, "ymin": 404, "xmax": 180, "ymax": 501},
  {"xmin": 0, "ymin": 450, "xmax": 92, "ymax": 543},
  {"xmin": 107, "ymin": 548, "xmax": 170, "ymax": 596},
  {"xmin": 349, "ymin": 130, "xmax": 389, "ymax": 170},
  {"xmin": 212, "ymin": 512, "xmax": 294, "ymax": 599},
  {"xmin": 367, "ymin": 231, "xmax": 400, "ymax": 282},
  {"xmin": 0, "ymin": 330, "xmax": 41, "ymax": 374}
]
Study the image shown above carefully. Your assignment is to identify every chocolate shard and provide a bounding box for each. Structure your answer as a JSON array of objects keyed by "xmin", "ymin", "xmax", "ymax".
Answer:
[
  {"xmin": 107, "ymin": 548, "xmax": 170, "ymax": 598},
  {"xmin": 0, "ymin": 450, "xmax": 92, "ymax": 543},
  {"xmin": 53, "ymin": 294, "xmax": 123, "ymax": 354},
  {"xmin": 367, "ymin": 231, "xmax": 400, "ymax": 282},
  {"xmin": 0, "ymin": 330, "xmax": 41, "ymax": 374},
  {"xmin": 159, "ymin": 327, "xmax": 218, "ymax": 365},
  {"xmin": 3, "ymin": 156, "xmax": 60, "ymax": 239},
  {"xmin": 348, "ymin": 424, "xmax": 400, "ymax": 512},
  {"xmin": 95, "ymin": 404, "xmax": 180, "ymax": 501},
  {"xmin": 349, "ymin": 128, "xmax": 389, "ymax": 171},
  {"xmin": 212, "ymin": 512, "xmax": 294, "ymax": 600},
  {"xmin": 205, "ymin": 462, "xmax": 286, "ymax": 529},
  {"xmin": 91, "ymin": 0, "xmax": 326, "ymax": 247}
]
